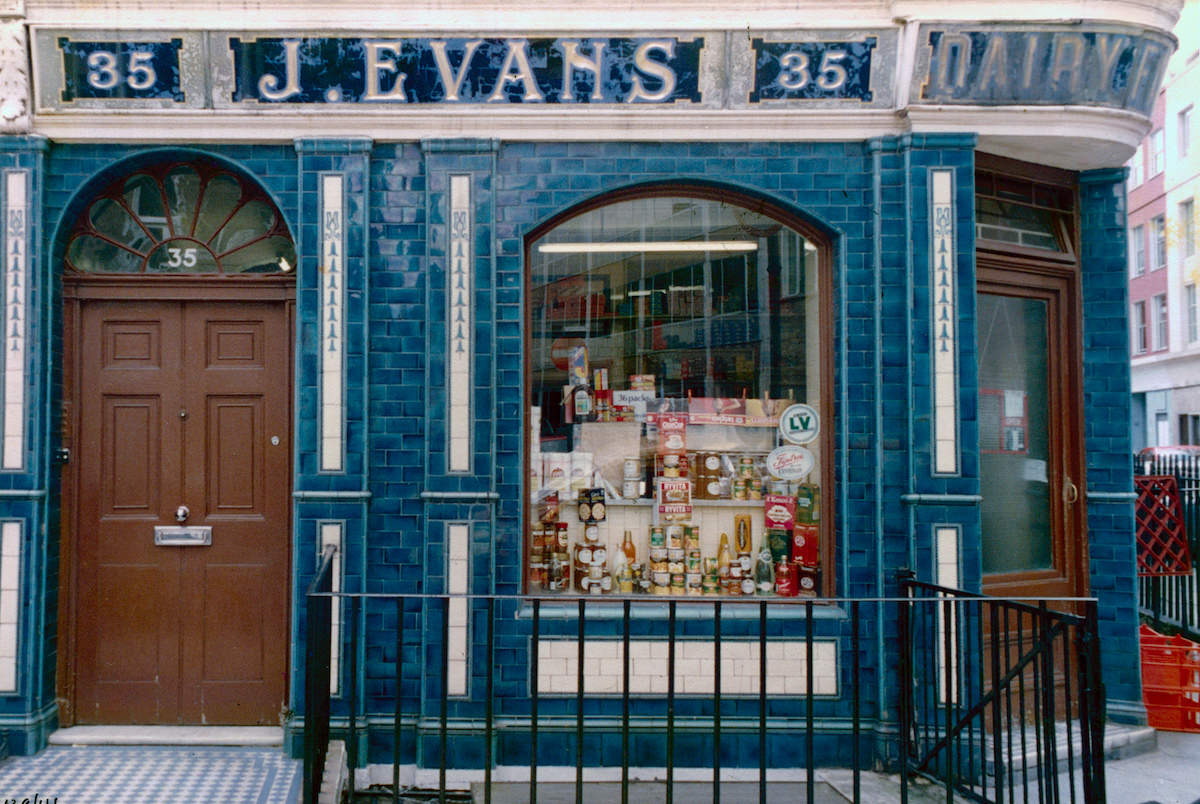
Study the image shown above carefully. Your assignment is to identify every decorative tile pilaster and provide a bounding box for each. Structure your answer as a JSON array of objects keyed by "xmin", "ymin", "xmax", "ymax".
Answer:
[
  {"xmin": 2, "ymin": 168, "xmax": 26, "ymax": 470},
  {"xmin": 930, "ymin": 167, "xmax": 959, "ymax": 477}
]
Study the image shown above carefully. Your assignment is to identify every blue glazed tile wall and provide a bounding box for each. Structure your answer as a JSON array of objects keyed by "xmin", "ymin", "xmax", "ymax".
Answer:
[
  {"xmin": 1079, "ymin": 167, "xmax": 1143, "ymax": 721},
  {"xmin": 19, "ymin": 136, "xmax": 1145, "ymax": 764}
]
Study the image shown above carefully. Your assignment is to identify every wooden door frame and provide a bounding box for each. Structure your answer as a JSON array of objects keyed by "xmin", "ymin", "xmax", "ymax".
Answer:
[
  {"xmin": 976, "ymin": 256, "xmax": 1088, "ymax": 600},
  {"xmin": 57, "ymin": 275, "xmax": 295, "ymax": 725}
]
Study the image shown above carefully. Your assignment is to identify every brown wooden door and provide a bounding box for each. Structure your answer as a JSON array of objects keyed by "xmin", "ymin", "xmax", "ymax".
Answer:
[
  {"xmin": 978, "ymin": 265, "xmax": 1085, "ymax": 600},
  {"xmin": 73, "ymin": 296, "xmax": 291, "ymax": 724}
]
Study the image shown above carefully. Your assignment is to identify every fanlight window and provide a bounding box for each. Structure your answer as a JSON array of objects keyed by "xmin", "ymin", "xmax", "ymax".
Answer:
[{"xmin": 65, "ymin": 161, "xmax": 296, "ymax": 274}]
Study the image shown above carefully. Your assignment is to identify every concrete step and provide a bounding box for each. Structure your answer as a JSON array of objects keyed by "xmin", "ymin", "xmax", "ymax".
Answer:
[{"xmin": 48, "ymin": 725, "xmax": 284, "ymax": 746}]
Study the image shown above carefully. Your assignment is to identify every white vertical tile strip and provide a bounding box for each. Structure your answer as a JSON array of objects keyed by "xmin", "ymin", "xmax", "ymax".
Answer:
[
  {"xmin": 446, "ymin": 523, "xmax": 470, "ymax": 696},
  {"xmin": 0, "ymin": 521, "xmax": 21, "ymax": 691},
  {"xmin": 935, "ymin": 525, "xmax": 960, "ymax": 703},
  {"xmin": 320, "ymin": 521, "xmax": 344, "ymax": 695},
  {"xmin": 320, "ymin": 173, "xmax": 345, "ymax": 473},
  {"xmin": 3, "ymin": 171, "xmax": 27, "ymax": 470},
  {"xmin": 536, "ymin": 639, "xmax": 837, "ymax": 696},
  {"xmin": 447, "ymin": 175, "xmax": 472, "ymax": 473},
  {"xmin": 930, "ymin": 169, "xmax": 958, "ymax": 475}
]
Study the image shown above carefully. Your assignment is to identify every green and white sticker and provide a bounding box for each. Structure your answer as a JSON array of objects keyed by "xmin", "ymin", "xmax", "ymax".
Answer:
[{"xmin": 779, "ymin": 403, "xmax": 820, "ymax": 445}]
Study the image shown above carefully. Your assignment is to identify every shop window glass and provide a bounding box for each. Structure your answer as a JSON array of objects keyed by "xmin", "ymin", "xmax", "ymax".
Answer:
[
  {"xmin": 526, "ymin": 194, "xmax": 826, "ymax": 598},
  {"xmin": 66, "ymin": 160, "xmax": 296, "ymax": 275}
]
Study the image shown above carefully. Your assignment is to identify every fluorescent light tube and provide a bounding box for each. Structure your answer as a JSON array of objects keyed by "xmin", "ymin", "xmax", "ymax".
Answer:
[{"xmin": 537, "ymin": 240, "xmax": 758, "ymax": 254}]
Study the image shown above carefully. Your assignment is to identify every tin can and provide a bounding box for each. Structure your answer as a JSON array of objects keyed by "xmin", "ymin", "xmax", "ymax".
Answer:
[
  {"xmin": 702, "ymin": 452, "xmax": 723, "ymax": 473},
  {"xmin": 653, "ymin": 570, "xmax": 670, "ymax": 586},
  {"xmin": 623, "ymin": 457, "xmax": 642, "ymax": 479},
  {"xmin": 622, "ymin": 479, "xmax": 641, "ymax": 499},
  {"xmin": 738, "ymin": 455, "xmax": 756, "ymax": 477},
  {"xmin": 649, "ymin": 547, "xmax": 667, "ymax": 563},
  {"xmin": 649, "ymin": 526, "xmax": 666, "ymax": 548},
  {"xmin": 667, "ymin": 547, "xmax": 685, "ymax": 562},
  {"xmin": 740, "ymin": 577, "xmax": 755, "ymax": 596},
  {"xmin": 589, "ymin": 581, "xmax": 605, "ymax": 594},
  {"xmin": 666, "ymin": 524, "xmax": 685, "ymax": 549},
  {"xmin": 588, "ymin": 564, "xmax": 604, "ymax": 580},
  {"xmin": 600, "ymin": 574, "xmax": 613, "ymax": 592},
  {"xmin": 732, "ymin": 478, "xmax": 748, "ymax": 500}
]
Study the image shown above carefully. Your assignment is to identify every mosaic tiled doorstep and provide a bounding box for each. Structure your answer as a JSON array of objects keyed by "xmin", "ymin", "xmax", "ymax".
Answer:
[{"xmin": 0, "ymin": 746, "xmax": 299, "ymax": 804}]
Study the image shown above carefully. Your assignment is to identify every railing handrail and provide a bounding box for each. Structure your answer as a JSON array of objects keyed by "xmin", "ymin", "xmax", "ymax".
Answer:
[
  {"xmin": 307, "ymin": 544, "xmax": 337, "ymax": 596},
  {"xmin": 304, "ymin": 589, "xmax": 1101, "ymax": 605}
]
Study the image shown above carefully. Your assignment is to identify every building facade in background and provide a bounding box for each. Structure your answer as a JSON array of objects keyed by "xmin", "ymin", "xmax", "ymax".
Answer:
[
  {"xmin": 0, "ymin": 0, "xmax": 1178, "ymax": 782},
  {"xmin": 1131, "ymin": 0, "xmax": 1199, "ymax": 449}
]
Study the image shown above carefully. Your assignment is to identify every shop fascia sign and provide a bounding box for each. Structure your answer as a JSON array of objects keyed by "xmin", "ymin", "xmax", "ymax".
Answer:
[{"xmin": 36, "ymin": 22, "xmax": 1170, "ymax": 115}]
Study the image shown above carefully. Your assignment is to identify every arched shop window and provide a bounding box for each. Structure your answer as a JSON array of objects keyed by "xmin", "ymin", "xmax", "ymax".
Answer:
[
  {"xmin": 64, "ymin": 161, "xmax": 296, "ymax": 275},
  {"xmin": 526, "ymin": 191, "xmax": 831, "ymax": 598}
]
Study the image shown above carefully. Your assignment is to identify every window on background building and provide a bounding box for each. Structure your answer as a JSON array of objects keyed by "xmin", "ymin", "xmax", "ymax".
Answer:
[
  {"xmin": 1183, "ymin": 198, "xmax": 1196, "ymax": 258},
  {"xmin": 1155, "ymin": 293, "xmax": 1169, "ymax": 350},
  {"xmin": 526, "ymin": 192, "xmax": 828, "ymax": 596},
  {"xmin": 1152, "ymin": 129, "xmax": 1166, "ymax": 175},
  {"xmin": 1181, "ymin": 106, "xmax": 1193, "ymax": 157},
  {"xmin": 1130, "ymin": 144, "xmax": 1145, "ymax": 187},
  {"xmin": 1134, "ymin": 301, "xmax": 1148, "ymax": 353},
  {"xmin": 1132, "ymin": 225, "xmax": 1146, "ymax": 275},
  {"xmin": 1188, "ymin": 284, "xmax": 1198, "ymax": 343},
  {"xmin": 1154, "ymin": 215, "xmax": 1167, "ymax": 270}
]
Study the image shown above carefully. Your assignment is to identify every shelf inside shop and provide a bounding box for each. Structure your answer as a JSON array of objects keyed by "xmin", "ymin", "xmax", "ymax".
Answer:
[{"xmin": 603, "ymin": 497, "xmax": 767, "ymax": 507}]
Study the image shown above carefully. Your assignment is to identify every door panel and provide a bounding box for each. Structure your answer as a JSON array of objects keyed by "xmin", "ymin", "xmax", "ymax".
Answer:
[
  {"xmin": 74, "ymin": 297, "xmax": 290, "ymax": 724},
  {"xmin": 978, "ymin": 266, "xmax": 1084, "ymax": 600}
]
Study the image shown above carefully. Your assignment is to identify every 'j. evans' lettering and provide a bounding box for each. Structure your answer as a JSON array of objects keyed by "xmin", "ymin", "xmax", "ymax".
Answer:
[{"xmin": 229, "ymin": 37, "xmax": 703, "ymax": 104}]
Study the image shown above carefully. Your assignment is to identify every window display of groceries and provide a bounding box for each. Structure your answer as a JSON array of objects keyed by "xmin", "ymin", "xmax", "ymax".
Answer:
[
  {"xmin": 528, "ymin": 484, "xmax": 821, "ymax": 597},
  {"xmin": 529, "ymin": 374, "xmax": 823, "ymax": 596},
  {"xmin": 528, "ymin": 482, "xmax": 822, "ymax": 598}
]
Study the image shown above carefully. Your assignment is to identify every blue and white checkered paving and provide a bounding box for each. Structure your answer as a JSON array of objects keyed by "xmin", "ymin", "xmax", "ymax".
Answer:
[{"xmin": 0, "ymin": 745, "xmax": 299, "ymax": 803}]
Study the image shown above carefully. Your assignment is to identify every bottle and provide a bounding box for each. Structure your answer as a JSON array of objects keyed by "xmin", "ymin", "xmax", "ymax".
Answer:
[
  {"xmin": 717, "ymin": 532, "xmax": 733, "ymax": 582},
  {"xmin": 755, "ymin": 540, "xmax": 775, "ymax": 595},
  {"xmin": 621, "ymin": 529, "xmax": 638, "ymax": 565}
]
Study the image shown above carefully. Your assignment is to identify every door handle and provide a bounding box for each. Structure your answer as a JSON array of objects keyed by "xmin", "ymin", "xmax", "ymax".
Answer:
[
  {"xmin": 176, "ymin": 505, "xmax": 190, "ymax": 523},
  {"xmin": 1063, "ymin": 478, "xmax": 1079, "ymax": 505}
]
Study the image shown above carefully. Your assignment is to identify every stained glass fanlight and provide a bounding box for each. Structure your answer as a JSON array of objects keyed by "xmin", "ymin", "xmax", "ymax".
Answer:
[{"xmin": 65, "ymin": 161, "xmax": 296, "ymax": 275}]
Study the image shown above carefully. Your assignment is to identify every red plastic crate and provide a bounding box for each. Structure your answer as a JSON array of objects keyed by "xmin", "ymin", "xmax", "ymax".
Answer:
[{"xmin": 1141, "ymin": 625, "xmax": 1200, "ymax": 732}]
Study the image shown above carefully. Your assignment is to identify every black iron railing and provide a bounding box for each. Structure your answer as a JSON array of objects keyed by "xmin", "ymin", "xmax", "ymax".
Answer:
[
  {"xmin": 301, "ymin": 581, "xmax": 1106, "ymax": 804},
  {"xmin": 1135, "ymin": 453, "xmax": 1200, "ymax": 640},
  {"xmin": 899, "ymin": 576, "xmax": 1106, "ymax": 804}
]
